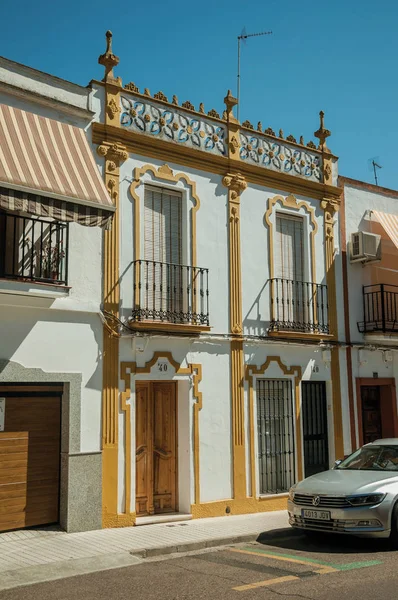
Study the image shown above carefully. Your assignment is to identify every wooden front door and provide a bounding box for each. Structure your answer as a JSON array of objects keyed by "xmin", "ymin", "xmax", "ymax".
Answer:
[
  {"xmin": 361, "ymin": 386, "xmax": 382, "ymax": 444},
  {"xmin": 135, "ymin": 382, "xmax": 177, "ymax": 516},
  {"xmin": 0, "ymin": 392, "xmax": 61, "ymax": 532}
]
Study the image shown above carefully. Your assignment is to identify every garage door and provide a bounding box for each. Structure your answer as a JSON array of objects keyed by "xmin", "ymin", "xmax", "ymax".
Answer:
[{"xmin": 0, "ymin": 389, "xmax": 61, "ymax": 532}]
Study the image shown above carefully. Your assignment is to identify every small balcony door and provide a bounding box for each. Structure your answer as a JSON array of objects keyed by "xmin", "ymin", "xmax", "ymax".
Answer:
[
  {"xmin": 274, "ymin": 214, "xmax": 306, "ymax": 328},
  {"xmin": 143, "ymin": 186, "xmax": 183, "ymax": 319}
]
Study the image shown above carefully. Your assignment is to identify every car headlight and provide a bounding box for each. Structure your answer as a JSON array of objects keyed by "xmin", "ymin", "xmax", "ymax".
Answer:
[
  {"xmin": 347, "ymin": 493, "xmax": 386, "ymax": 506},
  {"xmin": 288, "ymin": 487, "xmax": 296, "ymax": 502}
]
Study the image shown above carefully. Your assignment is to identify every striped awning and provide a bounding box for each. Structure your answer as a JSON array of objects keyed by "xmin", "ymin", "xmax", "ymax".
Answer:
[
  {"xmin": 0, "ymin": 103, "xmax": 115, "ymax": 228},
  {"xmin": 372, "ymin": 210, "xmax": 398, "ymax": 249}
]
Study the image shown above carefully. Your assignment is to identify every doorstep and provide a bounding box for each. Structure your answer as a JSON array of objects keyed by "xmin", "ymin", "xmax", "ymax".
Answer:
[{"xmin": 135, "ymin": 513, "xmax": 192, "ymax": 526}]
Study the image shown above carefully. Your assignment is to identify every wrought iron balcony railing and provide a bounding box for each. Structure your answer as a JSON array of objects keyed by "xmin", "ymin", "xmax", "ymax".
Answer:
[
  {"xmin": 269, "ymin": 278, "xmax": 329, "ymax": 334},
  {"xmin": 358, "ymin": 284, "xmax": 398, "ymax": 333},
  {"xmin": 0, "ymin": 211, "xmax": 68, "ymax": 285},
  {"xmin": 131, "ymin": 260, "xmax": 209, "ymax": 326}
]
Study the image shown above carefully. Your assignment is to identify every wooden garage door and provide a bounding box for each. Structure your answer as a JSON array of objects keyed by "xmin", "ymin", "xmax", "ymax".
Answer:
[{"xmin": 0, "ymin": 393, "xmax": 61, "ymax": 532}]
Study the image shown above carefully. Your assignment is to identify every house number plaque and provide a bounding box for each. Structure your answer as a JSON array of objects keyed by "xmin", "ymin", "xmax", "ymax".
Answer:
[{"xmin": 157, "ymin": 360, "xmax": 169, "ymax": 373}]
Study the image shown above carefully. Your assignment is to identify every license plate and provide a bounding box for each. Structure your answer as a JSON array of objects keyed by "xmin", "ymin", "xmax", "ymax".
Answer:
[{"xmin": 301, "ymin": 509, "xmax": 331, "ymax": 521}]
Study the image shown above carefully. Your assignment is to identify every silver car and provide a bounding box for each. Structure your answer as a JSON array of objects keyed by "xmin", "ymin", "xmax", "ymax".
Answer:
[{"xmin": 288, "ymin": 438, "xmax": 398, "ymax": 545}]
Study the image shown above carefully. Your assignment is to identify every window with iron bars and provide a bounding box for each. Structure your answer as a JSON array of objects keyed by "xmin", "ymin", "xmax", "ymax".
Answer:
[{"xmin": 257, "ymin": 379, "xmax": 296, "ymax": 494}]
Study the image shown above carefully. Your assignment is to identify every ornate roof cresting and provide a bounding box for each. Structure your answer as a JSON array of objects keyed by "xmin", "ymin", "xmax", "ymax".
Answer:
[
  {"xmin": 314, "ymin": 110, "xmax": 331, "ymax": 151},
  {"xmin": 98, "ymin": 31, "xmax": 121, "ymax": 84}
]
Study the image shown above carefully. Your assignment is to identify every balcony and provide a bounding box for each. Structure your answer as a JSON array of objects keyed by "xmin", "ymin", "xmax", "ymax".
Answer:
[
  {"xmin": 358, "ymin": 284, "xmax": 398, "ymax": 334},
  {"xmin": 0, "ymin": 211, "xmax": 68, "ymax": 286},
  {"xmin": 130, "ymin": 260, "xmax": 210, "ymax": 333},
  {"xmin": 269, "ymin": 278, "xmax": 329, "ymax": 337}
]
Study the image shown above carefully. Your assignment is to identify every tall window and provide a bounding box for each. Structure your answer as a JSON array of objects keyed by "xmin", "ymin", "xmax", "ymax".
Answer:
[
  {"xmin": 257, "ymin": 379, "xmax": 295, "ymax": 494},
  {"xmin": 275, "ymin": 214, "xmax": 304, "ymax": 282},
  {"xmin": 274, "ymin": 214, "xmax": 307, "ymax": 328},
  {"xmin": 143, "ymin": 187, "xmax": 184, "ymax": 317}
]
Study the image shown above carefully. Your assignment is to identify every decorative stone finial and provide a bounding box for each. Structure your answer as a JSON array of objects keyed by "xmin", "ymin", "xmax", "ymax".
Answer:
[
  {"xmin": 314, "ymin": 110, "xmax": 331, "ymax": 151},
  {"xmin": 257, "ymin": 121, "xmax": 263, "ymax": 132},
  {"xmin": 224, "ymin": 90, "xmax": 238, "ymax": 123},
  {"xmin": 199, "ymin": 102, "xmax": 205, "ymax": 114},
  {"xmin": 98, "ymin": 31, "xmax": 121, "ymax": 84},
  {"xmin": 279, "ymin": 129, "xmax": 284, "ymax": 139}
]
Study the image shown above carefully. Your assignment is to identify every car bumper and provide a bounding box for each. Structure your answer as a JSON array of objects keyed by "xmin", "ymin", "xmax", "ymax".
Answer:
[{"xmin": 287, "ymin": 499, "xmax": 391, "ymax": 538}]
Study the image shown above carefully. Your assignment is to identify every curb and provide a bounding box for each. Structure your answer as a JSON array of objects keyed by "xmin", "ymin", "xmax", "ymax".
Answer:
[{"xmin": 130, "ymin": 533, "xmax": 258, "ymax": 558}]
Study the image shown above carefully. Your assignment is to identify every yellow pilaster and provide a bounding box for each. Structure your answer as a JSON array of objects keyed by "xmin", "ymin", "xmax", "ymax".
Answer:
[
  {"xmin": 223, "ymin": 172, "xmax": 247, "ymax": 500},
  {"xmin": 97, "ymin": 31, "xmax": 129, "ymax": 527}
]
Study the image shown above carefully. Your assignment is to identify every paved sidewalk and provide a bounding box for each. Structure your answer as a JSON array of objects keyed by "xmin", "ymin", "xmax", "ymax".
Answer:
[{"xmin": 0, "ymin": 511, "xmax": 288, "ymax": 590}]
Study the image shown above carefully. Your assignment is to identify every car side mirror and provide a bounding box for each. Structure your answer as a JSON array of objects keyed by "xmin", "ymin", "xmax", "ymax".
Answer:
[{"xmin": 334, "ymin": 460, "xmax": 342, "ymax": 468}]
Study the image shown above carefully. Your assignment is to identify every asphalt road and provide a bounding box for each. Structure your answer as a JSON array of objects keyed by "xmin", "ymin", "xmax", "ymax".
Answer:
[{"xmin": 1, "ymin": 528, "xmax": 398, "ymax": 600}]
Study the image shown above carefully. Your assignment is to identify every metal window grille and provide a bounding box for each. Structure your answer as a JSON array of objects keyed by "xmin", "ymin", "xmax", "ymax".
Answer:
[{"xmin": 257, "ymin": 379, "xmax": 295, "ymax": 494}]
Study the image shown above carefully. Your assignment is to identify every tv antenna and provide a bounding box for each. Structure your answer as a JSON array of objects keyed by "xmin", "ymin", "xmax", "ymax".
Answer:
[
  {"xmin": 237, "ymin": 27, "xmax": 272, "ymax": 121},
  {"xmin": 368, "ymin": 157, "xmax": 382, "ymax": 186}
]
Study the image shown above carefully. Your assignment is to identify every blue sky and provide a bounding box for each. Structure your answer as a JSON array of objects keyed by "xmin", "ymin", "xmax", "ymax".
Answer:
[{"xmin": 2, "ymin": 0, "xmax": 397, "ymax": 189}]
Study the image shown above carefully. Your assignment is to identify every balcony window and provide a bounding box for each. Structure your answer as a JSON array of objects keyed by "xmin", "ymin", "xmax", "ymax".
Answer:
[
  {"xmin": 0, "ymin": 210, "xmax": 68, "ymax": 285},
  {"xmin": 358, "ymin": 284, "xmax": 398, "ymax": 333},
  {"xmin": 131, "ymin": 186, "xmax": 209, "ymax": 327}
]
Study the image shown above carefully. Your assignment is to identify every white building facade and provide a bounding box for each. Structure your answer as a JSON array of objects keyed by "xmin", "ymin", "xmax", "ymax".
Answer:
[
  {"xmin": 0, "ymin": 57, "xmax": 114, "ymax": 532},
  {"xmin": 338, "ymin": 177, "xmax": 398, "ymax": 455},
  {"xmin": 92, "ymin": 33, "xmax": 347, "ymax": 527}
]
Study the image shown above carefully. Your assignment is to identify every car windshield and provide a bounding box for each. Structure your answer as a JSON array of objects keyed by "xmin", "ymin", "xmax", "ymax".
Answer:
[{"xmin": 338, "ymin": 445, "xmax": 398, "ymax": 471}]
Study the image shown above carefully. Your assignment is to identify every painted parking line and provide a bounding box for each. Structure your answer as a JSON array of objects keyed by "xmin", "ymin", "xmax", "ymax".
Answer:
[
  {"xmin": 229, "ymin": 548, "xmax": 338, "ymax": 575},
  {"xmin": 230, "ymin": 546, "xmax": 383, "ymax": 572},
  {"xmin": 229, "ymin": 546, "xmax": 383, "ymax": 592},
  {"xmin": 233, "ymin": 575, "xmax": 299, "ymax": 592}
]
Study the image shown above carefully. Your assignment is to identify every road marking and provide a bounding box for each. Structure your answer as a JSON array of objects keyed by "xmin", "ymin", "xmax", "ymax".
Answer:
[
  {"xmin": 229, "ymin": 548, "xmax": 339, "ymax": 574},
  {"xmin": 233, "ymin": 575, "xmax": 299, "ymax": 591},
  {"xmin": 230, "ymin": 547, "xmax": 382, "ymax": 572}
]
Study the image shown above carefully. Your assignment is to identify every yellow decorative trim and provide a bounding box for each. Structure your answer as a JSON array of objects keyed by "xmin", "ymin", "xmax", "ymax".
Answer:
[
  {"xmin": 191, "ymin": 496, "xmax": 288, "ymax": 518},
  {"xmin": 321, "ymin": 198, "xmax": 344, "ymax": 460},
  {"xmin": 222, "ymin": 173, "xmax": 247, "ymax": 500},
  {"xmin": 97, "ymin": 141, "xmax": 127, "ymax": 527},
  {"xmin": 265, "ymin": 193, "xmax": 318, "ymax": 283},
  {"xmin": 121, "ymin": 352, "xmax": 203, "ymax": 510},
  {"xmin": 92, "ymin": 123, "xmax": 342, "ymax": 202},
  {"xmin": 127, "ymin": 322, "xmax": 211, "ymax": 334},
  {"xmin": 130, "ymin": 163, "xmax": 201, "ymax": 311},
  {"xmin": 245, "ymin": 357, "xmax": 303, "ymax": 498},
  {"xmin": 265, "ymin": 193, "xmax": 319, "ymax": 329}
]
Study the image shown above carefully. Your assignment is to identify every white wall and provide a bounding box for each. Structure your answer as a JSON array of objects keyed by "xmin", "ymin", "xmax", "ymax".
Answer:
[{"xmin": 343, "ymin": 182, "xmax": 398, "ymax": 342}]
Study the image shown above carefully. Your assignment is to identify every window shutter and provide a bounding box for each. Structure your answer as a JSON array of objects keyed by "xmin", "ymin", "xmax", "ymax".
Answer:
[
  {"xmin": 144, "ymin": 187, "xmax": 182, "ymax": 263},
  {"xmin": 275, "ymin": 214, "xmax": 304, "ymax": 281}
]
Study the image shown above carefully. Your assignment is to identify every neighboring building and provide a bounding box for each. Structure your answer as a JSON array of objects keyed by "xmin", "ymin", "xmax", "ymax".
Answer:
[
  {"xmin": 0, "ymin": 57, "xmax": 114, "ymax": 532},
  {"xmin": 338, "ymin": 177, "xmax": 398, "ymax": 454},
  {"xmin": 92, "ymin": 32, "xmax": 345, "ymax": 527}
]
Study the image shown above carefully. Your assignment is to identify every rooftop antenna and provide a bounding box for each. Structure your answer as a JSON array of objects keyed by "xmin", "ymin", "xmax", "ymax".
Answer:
[
  {"xmin": 368, "ymin": 157, "xmax": 382, "ymax": 186},
  {"xmin": 237, "ymin": 27, "xmax": 272, "ymax": 121}
]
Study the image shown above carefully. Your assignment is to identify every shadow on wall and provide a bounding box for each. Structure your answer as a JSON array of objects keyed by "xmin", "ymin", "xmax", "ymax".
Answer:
[
  {"xmin": 243, "ymin": 279, "xmax": 271, "ymax": 337},
  {"xmin": 0, "ymin": 302, "xmax": 102, "ymax": 393}
]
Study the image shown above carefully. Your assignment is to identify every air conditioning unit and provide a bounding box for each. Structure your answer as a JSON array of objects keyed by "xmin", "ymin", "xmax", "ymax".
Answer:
[{"xmin": 350, "ymin": 231, "xmax": 381, "ymax": 263}]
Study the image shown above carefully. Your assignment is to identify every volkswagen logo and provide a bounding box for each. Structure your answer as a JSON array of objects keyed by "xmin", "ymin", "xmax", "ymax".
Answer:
[{"xmin": 312, "ymin": 496, "xmax": 321, "ymax": 507}]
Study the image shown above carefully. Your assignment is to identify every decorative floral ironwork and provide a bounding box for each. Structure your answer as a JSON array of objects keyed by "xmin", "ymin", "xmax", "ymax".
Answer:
[
  {"xmin": 239, "ymin": 132, "xmax": 322, "ymax": 180},
  {"xmin": 120, "ymin": 96, "xmax": 226, "ymax": 155}
]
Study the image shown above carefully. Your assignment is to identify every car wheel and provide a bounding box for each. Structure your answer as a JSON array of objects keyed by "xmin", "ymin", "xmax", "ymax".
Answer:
[{"xmin": 389, "ymin": 502, "xmax": 398, "ymax": 549}]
